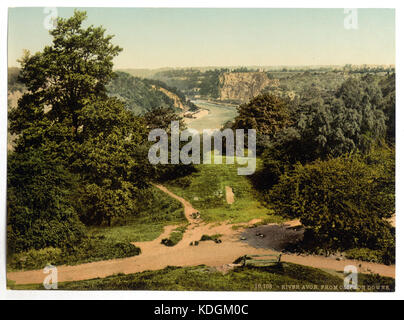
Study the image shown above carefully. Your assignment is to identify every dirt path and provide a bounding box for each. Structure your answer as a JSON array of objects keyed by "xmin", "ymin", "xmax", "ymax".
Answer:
[
  {"xmin": 7, "ymin": 186, "xmax": 396, "ymax": 285},
  {"xmin": 225, "ymin": 186, "xmax": 235, "ymax": 204},
  {"xmin": 154, "ymin": 185, "xmax": 195, "ymax": 223}
]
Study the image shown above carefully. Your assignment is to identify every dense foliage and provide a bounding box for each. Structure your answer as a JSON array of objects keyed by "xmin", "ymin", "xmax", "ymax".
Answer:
[
  {"xmin": 231, "ymin": 72, "xmax": 395, "ymax": 260},
  {"xmin": 232, "ymin": 93, "xmax": 292, "ymax": 153},
  {"xmin": 153, "ymin": 68, "xmax": 229, "ymax": 98},
  {"xmin": 269, "ymin": 149, "xmax": 395, "ymax": 261},
  {"xmin": 7, "ymin": 67, "xmax": 25, "ymax": 92},
  {"xmin": 7, "ymin": 10, "xmax": 155, "ymax": 260},
  {"xmin": 7, "ymin": 149, "xmax": 85, "ymax": 253},
  {"xmin": 8, "ymin": 237, "xmax": 141, "ymax": 271},
  {"xmin": 107, "ymin": 71, "xmax": 196, "ymax": 114},
  {"xmin": 199, "ymin": 69, "xmax": 222, "ymax": 98}
]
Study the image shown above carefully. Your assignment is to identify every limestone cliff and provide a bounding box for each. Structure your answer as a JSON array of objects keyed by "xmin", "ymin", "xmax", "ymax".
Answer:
[
  {"xmin": 218, "ymin": 72, "xmax": 278, "ymax": 103},
  {"xmin": 153, "ymin": 85, "xmax": 186, "ymax": 110}
]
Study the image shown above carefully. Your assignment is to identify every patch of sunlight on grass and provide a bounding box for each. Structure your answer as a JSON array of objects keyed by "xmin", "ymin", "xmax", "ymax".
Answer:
[{"xmin": 166, "ymin": 154, "xmax": 285, "ymax": 224}]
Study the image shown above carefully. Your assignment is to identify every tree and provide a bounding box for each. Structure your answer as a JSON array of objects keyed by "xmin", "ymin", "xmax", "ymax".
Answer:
[
  {"xmin": 199, "ymin": 69, "xmax": 221, "ymax": 98},
  {"xmin": 70, "ymin": 97, "xmax": 149, "ymax": 225},
  {"xmin": 143, "ymin": 106, "xmax": 196, "ymax": 182},
  {"xmin": 8, "ymin": 10, "xmax": 148, "ymax": 226},
  {"xmin": 144, "ymin": 106, "xmax": 184, "ymax": 131},
  {"xmin": 269, "ymin": 149, "xmax": 395, "ymax": 253},
  {"xmin": 233, "ymin": 93, "xmax": 291, "ymax": 139},
  {"xmin": 379, "ymin": 73, "xmax": 396, "ymax": 143},
  {"xmin": 7, "ymin": 149, "xmax": 85, "ymax": 253},
  {"xmin": 264, "ymin": 77, "xmax": 387, "ymax": 166},
  {"xmin": 11, "ymin": 11, "xmax": 122, "ymax": 143}
]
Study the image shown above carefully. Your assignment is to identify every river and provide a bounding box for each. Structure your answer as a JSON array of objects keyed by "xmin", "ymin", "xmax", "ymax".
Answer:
[{"xmin": 184, "ymin": 100, "xmax": 238, "ymax": 133}]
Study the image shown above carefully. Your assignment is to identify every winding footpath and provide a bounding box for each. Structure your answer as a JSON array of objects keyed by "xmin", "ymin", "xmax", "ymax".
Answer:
[{"xmin": 7, "ymin": 185, "xmax": 395, "ymax": 285}]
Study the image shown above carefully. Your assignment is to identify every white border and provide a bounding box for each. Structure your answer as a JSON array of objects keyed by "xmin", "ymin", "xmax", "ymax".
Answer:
[{"xmin": 0, "ymin": 0, "xmax": 401, "ymax": 300}]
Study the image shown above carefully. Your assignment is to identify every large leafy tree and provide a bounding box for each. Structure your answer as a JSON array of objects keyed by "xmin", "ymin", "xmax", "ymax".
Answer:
[
  {"xmin": 10, "ymin": 10, "xmax": 123, "ymax": 149},
  {"xmin": 232, "ymin": 93, "xmax": 292, "ymax": 155},
  {"xmin": 269, "ymin": 149, "xmax": 395, "ymax": 255},
  {"xmin": 233, "ymin": 93, "xmax": 291, "ymax": 139},
  {"xmin": 9, "ymin": 11, "xmax": 148, "ymax": 226}
]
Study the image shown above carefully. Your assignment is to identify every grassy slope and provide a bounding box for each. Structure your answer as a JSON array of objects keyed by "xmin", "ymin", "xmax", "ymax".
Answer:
[
  {"xmin": 87, "ymin": 186, "xmax": 187, "ymax": 243},
  {"xmin": 7, "ymin": 187, "xmax": 186, "ymax": 271},
  {"xmin": 8, "ymin": 263, "xmax": 394, "ymax": 292},
  {"xmin": 166, "ymin": 154, "xmax": 285, "ymax": 224}
]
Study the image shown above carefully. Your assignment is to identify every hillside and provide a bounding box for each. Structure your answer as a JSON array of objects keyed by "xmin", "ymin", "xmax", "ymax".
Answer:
[
  {"xmin": 153, "ymin": 69, "xmax": 279, "ymax": 103},
  {"xmin": 218, "ymin": 72, "xmax": 278, "ymax": 103},
  {"xmin": 107, "ymin": 71, "xmax": 197, "ymax": 114}
]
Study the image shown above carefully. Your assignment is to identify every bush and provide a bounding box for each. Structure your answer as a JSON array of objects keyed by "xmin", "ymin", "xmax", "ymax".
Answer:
[
  {"xmin": 9, "ymin": 247, "xmax": 63, "ymax": 270},
  {"xmin": 200, "ymin": 234, "xmax": 222, "ymax": 242},
  {"xmin": 66, "ymin": 237, "xmax": 141, "ymax": 263},
  {"xmin": 7, "ymin": 149, "xmax": 86, "ymax": 254},
  {"xmin": 343, "ymin": 241, "xmax": 395, "ymax": 265},
  {"xmin": 161, "ymin": 225, "xmax": 188, "ymax": 247},
  {"xmin": 269, "ymin": 149, "xmax": 395, "ymax": 253},
  {"xmin": 344, "ymin": 248, "xmax": 384, "ymax": 263},
  {"xmin": 8, "ymin": 237, "xmax": 141, "ymax": 271}
]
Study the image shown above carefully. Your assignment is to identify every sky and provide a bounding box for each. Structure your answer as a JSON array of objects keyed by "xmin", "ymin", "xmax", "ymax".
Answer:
[{"xmin": 8, "ymin": 8, "xmax": 395, "ymax": 69}]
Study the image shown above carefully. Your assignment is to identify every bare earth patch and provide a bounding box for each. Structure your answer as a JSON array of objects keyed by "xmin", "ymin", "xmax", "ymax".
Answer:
[{"xmin": 225, "ymin": 186, "xmax": 235, "ymax": 204}]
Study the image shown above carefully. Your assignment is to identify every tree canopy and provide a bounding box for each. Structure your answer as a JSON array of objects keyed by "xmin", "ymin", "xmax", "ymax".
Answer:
[
  {"xmin": 269, "ymin": 149, "xmax": 395, "ymax": 258},
  {"xmin": 8, "ymin": 10, "xmax": 149, "ymax": 230}
]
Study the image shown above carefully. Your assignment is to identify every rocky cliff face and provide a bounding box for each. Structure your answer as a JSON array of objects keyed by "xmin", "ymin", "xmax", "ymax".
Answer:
[
  {"xmin": 218, "ymin": 72, "xmax": 278, "ymax": 103},
  {"xmin": 153, "ymin": 86, "xmax": 186, "ymax": 110}
]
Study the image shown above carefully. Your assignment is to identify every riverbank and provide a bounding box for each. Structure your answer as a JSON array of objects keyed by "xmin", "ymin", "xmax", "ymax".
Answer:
[{"xmin": 182, "ymin": 100, "xmax": 238, "ymax": 132}]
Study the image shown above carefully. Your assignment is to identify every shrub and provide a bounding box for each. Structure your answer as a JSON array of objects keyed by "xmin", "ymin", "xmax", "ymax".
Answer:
[
  {"xmin": 8, "ymin": 237, "xmax": 141, "ymax": 271},
  {"xmin": 7, "ymin": 149, "xmax": 86, "ymax": 254},
  {"xmin": 200, "ymin": 234, "xmax": 222, "ymax": 242},
  {"xmin": 344, "ymin": 248, "xmax": 384, "ymax": 263},
  {"xmin": 161, "ymin": 225, "xmax": 188, "ymax": 247},
  {"xmin": 9, "ymin": 247, "xmax": 63, "ymax": 270},
  {"xmin": 269, "ymin": 149, "xmax": 395, "ymax": 253}
]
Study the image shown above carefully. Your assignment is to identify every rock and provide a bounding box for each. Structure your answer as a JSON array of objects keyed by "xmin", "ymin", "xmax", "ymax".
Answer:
[{"xmin": 218, "ymin": 72, "xmax": 279, "ymax": 103}]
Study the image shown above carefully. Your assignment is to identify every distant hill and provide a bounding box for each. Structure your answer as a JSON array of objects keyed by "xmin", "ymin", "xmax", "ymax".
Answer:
[
  {"xmin": 107, "ymin": 71, "xmax": 197, "ymax": 114},
  {"xmin": 152, "ymin": 68, "xmax": 278, "ymax": 103}
]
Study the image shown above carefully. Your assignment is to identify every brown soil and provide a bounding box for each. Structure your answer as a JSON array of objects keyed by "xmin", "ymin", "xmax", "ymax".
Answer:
[
  {"xmin": 7, "ymin": 186, "xmax": 396, "ymax": 285},
  {"xmin": 225, "ymin": 186, "xmax": 235, "ymax": 204}
]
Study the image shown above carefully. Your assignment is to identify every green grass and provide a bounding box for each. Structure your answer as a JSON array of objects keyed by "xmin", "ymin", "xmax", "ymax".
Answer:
[
  {"xmin": 161, "ymin": 224, "xmax": 189, "ymax": 246},
  {"xmin": 166, "ymin": 154, "xmax": 285, "ymax": 224},
  {"xmin": 200, "ymin": 234, "xmax": 222, "ymax": 241},
  {"xmin": 87, "ymin": 186, "xmax": 186, "ymax": 243},
  {"xmin": 8, "ymin": 263, "xmax": 394, "ymax": 292}
]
